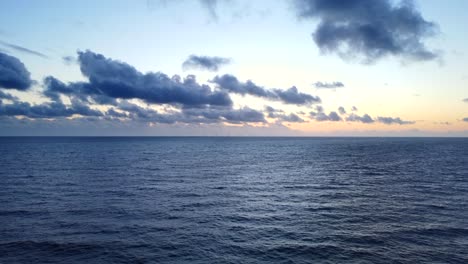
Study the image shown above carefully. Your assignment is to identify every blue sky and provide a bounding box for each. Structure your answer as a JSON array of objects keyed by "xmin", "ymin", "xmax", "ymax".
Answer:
[{"xmin": 0, "ymin": 0, "xmax": 467, "ymax": 136}]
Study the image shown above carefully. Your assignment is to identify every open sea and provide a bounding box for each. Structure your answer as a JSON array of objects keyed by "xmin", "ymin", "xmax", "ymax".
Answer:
[{"xmin": 0, "ymin": 137, "xmax": 467, "ymax": 263}]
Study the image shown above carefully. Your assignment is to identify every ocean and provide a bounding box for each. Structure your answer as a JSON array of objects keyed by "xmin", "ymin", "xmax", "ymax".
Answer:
[{"xmin": 0, "ymin": 137, "xmax": 467, "ymax": 263}]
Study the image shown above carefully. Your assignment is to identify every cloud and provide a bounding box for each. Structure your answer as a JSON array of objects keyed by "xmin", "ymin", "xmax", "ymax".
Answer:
[
  {"xmin": 149, "ymin": 0, "xmax": 223, "ymax": 21},
  {"xmin": 43, "ymin": 76, "xmax": 75, "ymax": 102},
  {"xmin": 0, "ymin": 100, "xmax": 103, "ymax": 118},
  {"xmin": 434, "ymin": 121, "xmax": 450, "ymax": 126},
  {"xmin": 0, "ymin": 90, "xmax": 17, "ymax": 100},
  {"xmin": 182, "ymin": 105, "xmax": 266, "ymax": 123},
  {"xmin": 48, "ymin": 50, "xmax": 233, "ymax": 107},
  {"xmin": 313, "ymin": 81, "xmax": 344, "ymax": 89},
  {"xmin": 220, "ymin": 107, "xmax": 265, "ymax": 123},
  {"xmin": 293, "ymin": 0, "xmax": 439, "ymax": 62},
  {"xmin": 29, "ymin": 51, "xmax": 314, "ymax": 126},
  {"xmin": 0, "ymin": 116, "xmax": 301, "ymax": 136},
  {"xmin": 265, "ymin": 107, "xmax": 304, "ymax": 123},
  {"xmin": 265, "ymin": 105, "xmax": 283, "ymax": 114},
  {"xmin": 377, "ymin": 116, "xmax": 415, "ymax": 125},
  {"xmin": 0, "ymin": 52, "xmax": 33, "ymax": 90},
  {"xmin": 314, "ymin": 111, "xmax": 342, "ymax": 121},
  {"xmin": 345, "ymin": 113, "xmax": 415, "ymax": 125},
  {"xmin": 105, "ymin": 108, "xmax": 129, "ymax": 119},
  {"xmin": 44, "ymin": 76, "xmax": 119, "ymax": 106},
  {"xmin": 338, "ymin": 106, "xmax": 346, "ymax": 115},
  {"xmin": 351, "ymin": 106, "xmax": 358, "ymax": 111},
  {"xmin": 275, "ymin": 86, "xmax": 320, "ymax": 105},
  {"xmin": 278, "ymin": 113, "xmax": 304, "ymax": 123},
  {"xmin": 0, "ymin": 49, "xmax": 419, "ymax": 131},
  {"xmin": 463, "ymin": 98, "xmax": 468, "ymax": 103},
  {"xmin": 62, "ymin": 55, "xmax": 77, "ymax": 65},
  {"xmin": 0, "ymin": 40, "xmax": 48, "ymax": 59},
  {"xmin": 116, "ymin": 101, "xmax": 183, "ymax": 124},
  {"xmin": 462, "ymin": 117, "xmax": 468, "ymax": 122},
  {"xmin": 182, "ymin": 55, "xmax": 231, "ymax": 71},
  {"xmin": 212, "ymin": 74, "xmax": 274, "ymax": 97},
  {"xmin": 212, "ymin": 74, "xmax": 320, "ymax": 105},
  {"xmin": 346, "ymin": 113, "xmax": 375, "ymax": 123},
  {"xmin": 199, "ymin": 0, "xmax": 219, "ymax": 20}
]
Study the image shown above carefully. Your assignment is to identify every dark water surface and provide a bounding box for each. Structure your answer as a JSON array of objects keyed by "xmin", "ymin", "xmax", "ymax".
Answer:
[{"xmin": 0, "ymin": 137, "xmax": 467, "ymax": 263}]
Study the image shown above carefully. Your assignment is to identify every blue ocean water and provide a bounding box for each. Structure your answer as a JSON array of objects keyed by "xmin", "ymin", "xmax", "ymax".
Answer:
[{"xmin": 0, "ymin": 137, "xmax": 467, "ymax": 263}]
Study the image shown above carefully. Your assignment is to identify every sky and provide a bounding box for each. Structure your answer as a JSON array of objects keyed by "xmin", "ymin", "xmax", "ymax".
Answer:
[{"xmin": 0, "ymin": 0, "xmax": 467, "ymax": 136}]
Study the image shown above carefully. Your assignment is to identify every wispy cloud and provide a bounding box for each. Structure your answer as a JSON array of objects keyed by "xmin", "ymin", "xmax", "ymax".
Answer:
[
  {"xmin": 199, "ymin": 0, "xmax": 219, "ymax": 20},
  {"xmin": 62, "ymin": 55, "xmax": 77, "ymax": 65},
  {"xmin": 182, "ymin": 55, "xmax": 231, "ymax": 71},
  {"xmin": 0, "ymin": 40, "xmax": 48, "ymax": 59},
  {"xmin": 313, "ymin": 81, "xmax": 344, "ymax": 89}
]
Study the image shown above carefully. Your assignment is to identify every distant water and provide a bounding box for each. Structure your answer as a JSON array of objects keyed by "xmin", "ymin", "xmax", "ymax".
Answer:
[{"xmin": 0, "ymin": 137, "xmax": 467, "ymax": 263}]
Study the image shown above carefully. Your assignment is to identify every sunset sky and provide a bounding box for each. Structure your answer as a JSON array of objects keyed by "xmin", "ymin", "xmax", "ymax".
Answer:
[{"xmin": 0, "ymin": 0, "xmax": 467, "ymax": 136}]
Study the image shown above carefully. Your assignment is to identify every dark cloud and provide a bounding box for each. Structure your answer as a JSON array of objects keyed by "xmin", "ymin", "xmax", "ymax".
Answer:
[
  {"xmin": 0, "ymin": 90, "xmax": 17, "ymax": 100},
  {"xmin": 313, "ymin": 81, "xmax": 344, "ymax": 89},
  {"xmin": 43, "ymin": 76, "xmax": 74, "ymax": 102},
  {"xmin": 338, "ymin": 106, "xmax": 346, "ymax": 115},
  {"xmin": 31, "ymin": 51, "xmax": 311, "ymax": 126},
  {"xmin": 1, "ymin": 48, "xmax": 420, "ymax": 131},
  {"xmin": 278, "ymin": 113, "xmax": 304, "ymax": 123},
  {"xmin": 346, "ymin": 113, "xmax": 375, "ymax": 123},
  {"xmin": 274, "ymin": 86, "xmax": 320, "ymax": 105},
  {"xmin": 221, "ymin": 107, "xmax": 265, "ymax": 123},
  {"xmin": 68, "ymin": 99, "xmax": 104, "ymax": 117},
  {"xmin": 265, "ymin": 106, "xmax": 304, "ymax": 123},
  {"xmin": 183, "ymin": 106, "xmax": 266, "ymax": 124},
  {"xmin": 212, "ymin": 74, "xmax": 274, "ymax": 98},
  {"xmin": 0, "ymin": 52, "xmax": 33, "ymax": 90},
  {"xmin": 463, "ymin": 98, "xmax": 468, "ymax": 103},
  {"xmin": 294, "ymin": 0, "xmax": 439, "ymax": 62},
  {"xmin": 377, "ymin": 116, "xmax": 415, "ymax": 125},
  {"xmin": 100, "ymin": 100, "xmax": 266, "ymax": 125},
  {"xmin": 463, "ymin": 118, "xmax": 468, "ymax": 122},
  {"xmin": 265, "ymin": 105, "xmax": 282, "ymax": 118},
  {"xmin": 182, "ymin": 55, "xmax": 231, "ymax": 71},
  {"xmin": 265, "ymin": 105, "xmax": 283, "ymax": 114},
  {"xmin": 43, "ymin": 76, "xmax": 118, "ymax": 105},
  {"xmin": 0, "ymin": 40, "xmax": 48, "ymax": 59},
  {"xmin": 314, "ymin": 111, "xmax": 342, "ymax": 121},
  {"xmin": 212, "ymin": 74, "xmax": 320, "ymax": 105},
  {"xmin": 345, "ymin": 113, "xmax": 414, "ymax": 125},
  {"xmin": 117, "ymin": 101, "xmax": 182, "ymax": 124},
  {"xmin": 309, "ymin": 105, "xmax": 324, "ymax": 117},
  {"xmin": 0, "ymin": 100, "xmax": 103, "ymax": 118},
  {"xmin": 46, "ymin": 50, "xmax": 233, "ymax": 107},
  {"xmin": 351, "ymin": 106, "xmax": 358, "ymax": 111}
]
